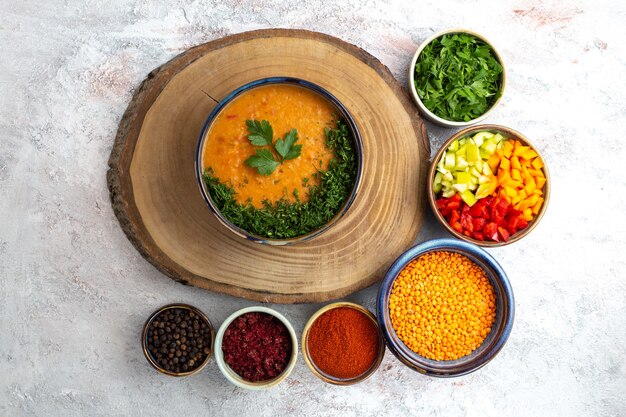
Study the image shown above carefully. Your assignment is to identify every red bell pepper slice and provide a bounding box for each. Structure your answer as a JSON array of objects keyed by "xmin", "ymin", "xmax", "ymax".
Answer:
[
  {"xmin": 460, "ymin": 212, "xmax": 474, "ymax": 232},
  {"xmin": 508, "ymin": 216, "xmax": 529, "ymax": 232},
  {"xmin": 449, "ymin": 210, "xmax": 461, "ymax": 226},
  {"xmin": 507, "ymin": 208, "xmax": 522, "ymax": 219},
  {"xmin": 492, "ymin": 210, "xmax": 505, "ymax": 226},
  {"xmin": 495, "ymin": 198, "xmax": 509, "ymax": 218},
  {"xmin": 484, "ymin": 222, "xmax": 500, "ymax": 241},
  {"xmin": 438, "ymin": 202, "xmax": 452, "ymax": 217},
  {"xmin": 472, "ymin": 217, "xmax": 487, "ymax": 231},
  {"xmin": 447, "ymin": 200, "xmax": 461, "ymax": 212},
  {"xmin": 498, "ymin": 227, "xmax": 511, "ymax": 242},
  {"xmin": 506, "ymin": 224, "xmax": 518, "ymax": 236},
  {"xmin": 469, "ymin": 201, "xmax": 487, "ymax": 218}
]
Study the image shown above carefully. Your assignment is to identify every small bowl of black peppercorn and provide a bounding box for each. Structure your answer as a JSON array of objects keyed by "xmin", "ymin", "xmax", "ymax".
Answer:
[{"xmin": 142, "ymin": 304, "xmax": 215, "ymax": 377}]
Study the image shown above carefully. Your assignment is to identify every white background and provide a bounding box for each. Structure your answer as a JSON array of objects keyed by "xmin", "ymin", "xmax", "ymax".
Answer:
[{"xmin": 1, "ymin": 0, "xmax": 625, "ymax": 416}]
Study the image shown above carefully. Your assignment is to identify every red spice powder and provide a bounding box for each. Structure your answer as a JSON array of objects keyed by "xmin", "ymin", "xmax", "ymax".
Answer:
[
  {"xmin": 222, "ymin": 312, "xmax": 292, "ymax": 382},
  {"xmin": 307, "ymin": 307, "xmax": 380, "ymax": 379}
]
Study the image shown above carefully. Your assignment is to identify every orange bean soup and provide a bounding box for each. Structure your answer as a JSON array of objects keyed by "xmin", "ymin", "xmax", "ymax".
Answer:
[{"xmin": 202, "ymin": 84, "xmax": 337, "ymax": 208}]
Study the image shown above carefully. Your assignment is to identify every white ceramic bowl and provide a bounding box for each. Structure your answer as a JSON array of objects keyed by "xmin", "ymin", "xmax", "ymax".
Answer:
[
  {"xmin": 214, "ymin": 306, "xmax": 298, "ymax": 390},
  {"xmin": 408, "ymin": 28, "xmax": 506, "ymax": 128}
]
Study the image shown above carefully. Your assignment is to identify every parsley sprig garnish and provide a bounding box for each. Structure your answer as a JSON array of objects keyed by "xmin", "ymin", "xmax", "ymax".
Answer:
[
  {"xmin": 244, "ymin": 119, "xmax": 302, "ymax": 175},
  {"xmin": 244, "ymin": 149, "xmax": 279, "ymax": 176},
  {"xmin": 275, "ymin": 129, "xmax": 302, "ymax": 160},
  {"xmin": 414, "ymin": 33, "xmax": 503, "ymax": 122}
]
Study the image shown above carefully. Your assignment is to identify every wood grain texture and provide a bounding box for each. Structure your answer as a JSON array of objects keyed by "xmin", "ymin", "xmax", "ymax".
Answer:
[{"xmin": 107, "ymin": 29, "xmax": 429, "ymax": 303}]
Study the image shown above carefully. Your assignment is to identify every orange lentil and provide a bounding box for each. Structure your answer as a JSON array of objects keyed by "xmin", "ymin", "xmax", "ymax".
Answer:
[{"xmin": 389, "ymin": 251, "xmax": 496, "ymax": 361}]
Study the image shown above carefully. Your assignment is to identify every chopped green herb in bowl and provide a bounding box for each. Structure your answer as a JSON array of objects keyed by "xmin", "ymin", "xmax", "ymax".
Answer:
[{"xmin": 408, "ymin": 29, "xmax": 505, "ymax": 127}]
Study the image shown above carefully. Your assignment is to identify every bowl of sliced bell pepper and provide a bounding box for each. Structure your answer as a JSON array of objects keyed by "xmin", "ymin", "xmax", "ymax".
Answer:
[{"xmin": 428, "ymin": 125, "xmax": 550, "ymax": 246}]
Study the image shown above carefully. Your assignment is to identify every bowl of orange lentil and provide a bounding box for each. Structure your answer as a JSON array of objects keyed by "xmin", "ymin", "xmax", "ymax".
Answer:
[{"xmin": 377, "ymin": 238, "xmax": 514, "ymax": 377}]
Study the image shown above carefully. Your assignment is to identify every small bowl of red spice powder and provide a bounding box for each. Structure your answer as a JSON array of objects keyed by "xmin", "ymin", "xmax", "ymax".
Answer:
[
  {"xmin": 214, "ymin": 306, "xmax": 297, "ymax": 390},
  {"xmin": 302, "ymin": 302, "xmax": 385, "ymax": 385}
]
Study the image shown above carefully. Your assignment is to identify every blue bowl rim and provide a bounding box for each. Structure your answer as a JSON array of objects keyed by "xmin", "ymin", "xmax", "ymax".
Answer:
[
  {"xmin": 194, "ymin": 76, "xmax": 364, "ymax": 245},
  {"xmin": 376, "ymin": 238, "xmax": 515, "ymax": 377}
]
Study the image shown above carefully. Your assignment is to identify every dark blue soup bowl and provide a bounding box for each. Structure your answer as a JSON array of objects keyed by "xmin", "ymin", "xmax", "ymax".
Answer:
[
  {"xmin": 377, "ymin": 238, "xmax": 515, "ymax": 377},
  {"xmin": 195, "ymin": 77, "xmax": 363, "ymax": 246}
]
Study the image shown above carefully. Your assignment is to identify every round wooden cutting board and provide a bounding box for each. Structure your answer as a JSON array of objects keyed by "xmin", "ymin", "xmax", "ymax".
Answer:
[{"xmin": 108, "ymin": 29, "xmax": 429, "ymax": 303}]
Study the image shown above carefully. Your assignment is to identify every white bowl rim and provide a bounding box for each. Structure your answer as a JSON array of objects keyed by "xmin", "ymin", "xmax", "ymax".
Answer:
[
  {"xmin": 408, "ymin": 28, "xmax": 506, "ymax": 127},
  {"xmin": 214, "ymin": 306, "xmax": 298, "ymax": 390}
]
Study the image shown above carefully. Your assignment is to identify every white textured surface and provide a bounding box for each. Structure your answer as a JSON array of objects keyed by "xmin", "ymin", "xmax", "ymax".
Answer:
[{"xmin": 1, "ymin": 0, "xmax": 625, "ymax": 416}]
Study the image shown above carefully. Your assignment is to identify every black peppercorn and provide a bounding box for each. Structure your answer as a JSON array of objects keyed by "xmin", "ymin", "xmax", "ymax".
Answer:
[{"xmin": 146, "ymin": 307, "xmax": 213, "ymax": 374}]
